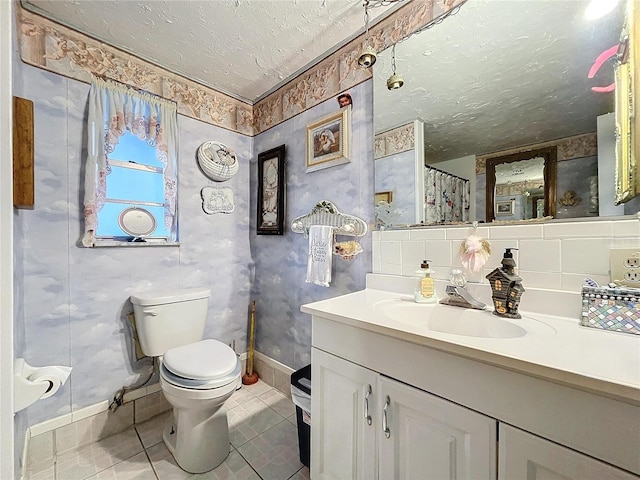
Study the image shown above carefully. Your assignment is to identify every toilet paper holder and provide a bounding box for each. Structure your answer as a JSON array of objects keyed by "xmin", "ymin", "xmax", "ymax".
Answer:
[{"xmin": 14, "ymin": 358, "xmax": 72, "ymax": 413}]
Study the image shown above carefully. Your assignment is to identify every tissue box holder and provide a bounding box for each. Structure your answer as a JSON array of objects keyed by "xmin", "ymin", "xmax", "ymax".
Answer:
[{"xmin": 581, "ymin": 286, "xmax": 640, "ymax": 336}]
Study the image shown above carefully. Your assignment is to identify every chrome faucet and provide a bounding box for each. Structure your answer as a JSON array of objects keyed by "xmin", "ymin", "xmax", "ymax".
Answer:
[{"xmin": 439, "ymin": 269, "xmax": 487, "ymax": 310}]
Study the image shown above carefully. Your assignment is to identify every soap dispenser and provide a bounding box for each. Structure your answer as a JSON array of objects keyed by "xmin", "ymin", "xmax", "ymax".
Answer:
[
  {"xmin": 414, "ymin": 260, "xmax": 437, "ymax": 304},
  {"xmin": 485, "ymin": 248, "xmax": 525, "ymax": 318}
]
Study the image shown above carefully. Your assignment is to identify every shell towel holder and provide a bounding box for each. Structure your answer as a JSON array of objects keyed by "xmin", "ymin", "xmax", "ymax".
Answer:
[
  {"xmin": 292, "ymin": 200, "xmax": 367, "ymax": 262},
  {"xmin": 291, "ymin": 200, "xmax": 367, "ymax": 237}
]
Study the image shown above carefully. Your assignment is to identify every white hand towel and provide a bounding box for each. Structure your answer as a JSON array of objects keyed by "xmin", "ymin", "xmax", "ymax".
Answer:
[{"xmin": 305, "ymin": 225, "xmax": 334, "ymax": 287}]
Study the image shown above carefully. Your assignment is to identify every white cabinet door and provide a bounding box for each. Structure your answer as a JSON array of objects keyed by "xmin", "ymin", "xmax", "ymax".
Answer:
[
  {"xmin": 378, "ymin": 376, "xmax": 497, "ymax": 480},
  {"xmin": 311, "ymin": 348, "xmax": 378, "ymax": 480},
  {"xmin": 499, "ymin": 424, "xmax": 639, "ymax": 480}
]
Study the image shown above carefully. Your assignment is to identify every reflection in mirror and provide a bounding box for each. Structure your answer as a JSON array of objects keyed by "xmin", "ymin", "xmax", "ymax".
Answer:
[
  {"xmin": 496, "ymin": 159, "xmax": 545, "ymax": 220},
  {"xmin": 486, "ymin": 148, "xmax": 557, "ymax": 222},
  {"xmin": 374, "ymin": 119, "xmax": 425, "ymax": 228},
  {"xmin": 615, "ymin": 0, "xmax": 639, "ymax": 204},
  {"xmin": 373, "ymin": 0, "xmax": 640, "ymax": 228}
]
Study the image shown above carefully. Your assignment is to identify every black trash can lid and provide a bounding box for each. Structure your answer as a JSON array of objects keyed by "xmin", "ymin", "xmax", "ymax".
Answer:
[{"xmin": 291, "ymin": 364, "xmax": 311, "ymax": 395}]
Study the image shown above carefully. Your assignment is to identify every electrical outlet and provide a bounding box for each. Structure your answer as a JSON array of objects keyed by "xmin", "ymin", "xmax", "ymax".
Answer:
[
  {"xmin": 610, "ymin": 249, "xmax": 640, "ymax": 287},
  {"xmin": 625, "ymin": 271, "xmax": 640, "ymax": 282}
]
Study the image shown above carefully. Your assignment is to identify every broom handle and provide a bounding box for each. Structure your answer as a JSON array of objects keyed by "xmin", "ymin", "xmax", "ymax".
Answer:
[{"xmin": 247, "ymin": 300, "xmax": 256, "ymax": 375}]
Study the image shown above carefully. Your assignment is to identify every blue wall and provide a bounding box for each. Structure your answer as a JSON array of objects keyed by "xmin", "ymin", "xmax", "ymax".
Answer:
[
  {"xmin": 13, "ymin": 58, "xmax": 374, "ymax": 428},
  {"xmin": 13, "ymin": 63, "xmax": 253, "ymax": 425},
  {"xmin": 375, "ymin": 149, "xmax": 415, "ymax": 226},
  {"xmin": 252, "ymin": 81, "xmax": 374, "ymax": 369}
]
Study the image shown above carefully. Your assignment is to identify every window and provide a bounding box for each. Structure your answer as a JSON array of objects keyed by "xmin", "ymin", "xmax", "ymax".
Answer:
[
  {"xmin": 96, "ymin": 131, "xmax": 172, "ymax": 240},
  {"xmin": 82, "ymin": 76, "xmax": 178, "ymax": 246}
]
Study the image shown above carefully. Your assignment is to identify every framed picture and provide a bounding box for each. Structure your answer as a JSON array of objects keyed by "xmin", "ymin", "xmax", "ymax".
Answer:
[
  {"xmin": 495, "ymin": 199, "xmax": 515, "ymax": 216},
  {"xmin": 306, "ymin": 108, "xmax": 350, "ymax": 172},
  {"xmin": 375, "ymin": 191, "xmax": 393, "ymax": 204},
  {"xmin": 257, "ymin": 145, "xmax": 286, "ymax": 235}
]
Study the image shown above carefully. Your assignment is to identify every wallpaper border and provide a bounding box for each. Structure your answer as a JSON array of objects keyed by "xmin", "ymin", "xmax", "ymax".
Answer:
[{"xmin": 17, "ymin": 0, "xmax": 461, "ymax": 136}]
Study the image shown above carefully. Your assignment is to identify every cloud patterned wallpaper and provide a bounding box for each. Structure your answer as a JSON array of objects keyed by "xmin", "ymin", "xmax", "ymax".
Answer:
[
  {"xmin": 375, "ymin": 151, "xmax": 416, "ymax": 226},
  {"xmin": 252, "ymin": 81, "xmax": 374, "ymax": 370},
  {"xmin": 12, "ymin": 57, "xmax": 375, "ymax": 426},
  {"xmin": 13, "ymin": 62, "xmax": 253, "ymax": 426},
  {"xmin": 10, "ymin": 0, "xmax": 456, "ymax": 432}
]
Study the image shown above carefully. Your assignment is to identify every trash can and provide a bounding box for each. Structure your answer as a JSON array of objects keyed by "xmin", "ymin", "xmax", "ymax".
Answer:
[{"xmin": 291, "ymin": 364, "xmax": 311, "ymax": 468}]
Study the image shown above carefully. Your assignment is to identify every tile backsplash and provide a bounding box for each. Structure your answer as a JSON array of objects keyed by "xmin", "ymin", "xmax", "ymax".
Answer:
[{"xmin": 373, "ymin": 217, "xmax": 640, "ymax": 293}]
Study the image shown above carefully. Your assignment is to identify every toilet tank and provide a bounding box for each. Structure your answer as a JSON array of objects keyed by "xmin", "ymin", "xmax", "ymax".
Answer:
[{"xmin": 130, "ymin": 288, "xmax": 210, "ymax": 357}]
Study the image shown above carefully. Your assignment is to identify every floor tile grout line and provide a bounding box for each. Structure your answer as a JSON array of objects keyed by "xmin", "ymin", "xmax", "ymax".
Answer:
[
  {"xmin": 229, "ymin": 406, "xmax": 288, "ymax": 450},
  {"xmin": 234, "ymin": 416, "xmax": 303, "ymax": 480},
  {"xmin": 141, "ymin": 446, "xmax": 161, "ymax": 480},
  {"xmin": 132, "ymin": 424, "xmax": 161, "ymax": 480},
  {"xmin": 70, "ymin": 429, "xmax": 148, "ymax": 480},
  {"xmin": 286, "ymin": 466, "xmax": 307, "ymax": 480},
  {"xmin": 234, "ymin": 445, "xmax": 267, "ymax": 480},
  {"xmin": 38, "ymin": 381, "xmax": 291, "ymax": 480}
]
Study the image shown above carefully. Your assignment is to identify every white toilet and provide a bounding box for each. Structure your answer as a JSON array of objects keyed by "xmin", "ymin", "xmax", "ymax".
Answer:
[{"xmin": 130, "ymin": 288, "xmax": 241, "ymax": 474}]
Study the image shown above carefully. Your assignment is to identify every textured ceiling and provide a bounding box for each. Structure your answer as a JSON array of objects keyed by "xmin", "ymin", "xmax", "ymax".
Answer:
[
  {"xmin": 23, "ymin": 0, "xmax": 396, "ymax": 103},
  {"xmin": 22, "ymin": 0, "xmax": 625, "ymax": 155},
  {"xmin": 373, "ymin": 0, "xmax": 625, "ymax": 162}
]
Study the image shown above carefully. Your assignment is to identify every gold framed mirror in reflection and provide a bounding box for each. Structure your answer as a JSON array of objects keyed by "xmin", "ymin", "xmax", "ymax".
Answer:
[
  {"xmin": 615, "ymin": 0, "xmax": 639, "ymax": 204},
  {"xmin": 373, "ymin": 0, "xmax": 640, "ymax": 228},
  {"xmin": 485, "ymin": 147, "xmax": 557, "ymax": 222}
]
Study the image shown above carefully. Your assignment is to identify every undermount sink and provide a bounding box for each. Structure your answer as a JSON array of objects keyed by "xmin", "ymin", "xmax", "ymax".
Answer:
[{"xmin": 374, "ymin": 299, "xmax": 556, "ymax": 339}]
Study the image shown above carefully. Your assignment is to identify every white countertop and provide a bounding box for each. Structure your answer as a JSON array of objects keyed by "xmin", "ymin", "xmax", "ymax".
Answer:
[{"xmin": 301, "ymin": 288, "xmax": 640, "ymax": 404}]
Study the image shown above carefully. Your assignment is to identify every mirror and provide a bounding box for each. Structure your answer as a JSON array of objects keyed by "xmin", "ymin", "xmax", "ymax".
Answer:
[{"xmin": 373, "ymin": 0, "xmax": 639, "ymax": 228}]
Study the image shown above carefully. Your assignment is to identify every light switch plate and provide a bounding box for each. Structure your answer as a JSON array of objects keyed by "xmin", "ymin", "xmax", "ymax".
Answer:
[{"xmin": 610, "ymin": 248, "xmax": 640, "ymax": 287}]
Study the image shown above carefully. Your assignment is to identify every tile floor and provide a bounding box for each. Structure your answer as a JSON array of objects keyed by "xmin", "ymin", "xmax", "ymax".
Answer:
[{"xmin": 28, "ymin": 381, "xmax": 310, "ymax": 480}]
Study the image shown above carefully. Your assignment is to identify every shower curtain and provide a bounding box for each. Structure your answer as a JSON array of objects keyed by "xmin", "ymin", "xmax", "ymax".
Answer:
[{"xmin": 424, "ymin": 167, "xmax": 470, "ymax": 223}]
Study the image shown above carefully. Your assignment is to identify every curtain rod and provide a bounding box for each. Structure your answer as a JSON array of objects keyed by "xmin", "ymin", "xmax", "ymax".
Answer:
[
  {"xmin": 425, "ymin": 165, "xmax": 469, "ymax": 183},
  {"xmin": 91, "ymin": 74, "xmax": 177, "ymax": 106}
]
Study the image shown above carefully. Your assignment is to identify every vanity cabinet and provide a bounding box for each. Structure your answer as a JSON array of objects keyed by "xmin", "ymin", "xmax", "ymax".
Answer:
[
  {"xmin": 307, "ymin": 310, "xmax": 640, "ymax": 479},
  {"xmin": 311, "ymin": 347, "xmax": 497, "ymax": 480},
  {"xmin": 499, "ymin": 424, "xmax": 638, "ymax": 480},
  {"xmin": 311, "ymin": 347, "xmax": 377, "ymax": 480}
]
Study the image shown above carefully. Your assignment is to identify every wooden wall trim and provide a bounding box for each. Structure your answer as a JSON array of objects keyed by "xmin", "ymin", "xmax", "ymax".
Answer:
[{"xmin": 12, "ymin": 96, "xmax": 34, "ymax": 209}]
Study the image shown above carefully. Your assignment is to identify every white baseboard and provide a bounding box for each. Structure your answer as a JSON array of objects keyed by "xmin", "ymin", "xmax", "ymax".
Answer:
[
  {"xmin": 254, "ymin": 351, "xmax": 295, "ymax": 376},
  {"xmin": 25, "ymin": 352, "xmax": 274, "ymax": 440},
  {"xmin": 29, "ymin": 351, "xmax": 249, "ymax": 437},
  {"xmin": 252, "ymin": 351, "xmax": 295, "ymax": 396},
  {"xmin": 22, "ymin": 350, "xmax": 292, "ymax": 477}
]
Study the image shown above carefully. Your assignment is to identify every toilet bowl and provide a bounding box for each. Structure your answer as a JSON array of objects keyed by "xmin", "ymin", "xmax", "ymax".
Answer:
[
  {"xmin": 130, "ymin": 288, "xmax": 241, "ymax": 474},
  {"xmin": 160, "ymin": 339, "xmax": 241, "ymax": 473}
]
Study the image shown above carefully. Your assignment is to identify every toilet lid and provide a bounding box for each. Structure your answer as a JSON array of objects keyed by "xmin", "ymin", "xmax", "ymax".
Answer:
[
  {"xmin": 163, "ymin": 339, "xmax": 238, "ymax": 380},
  {"xmin": 161, "ymin": 359, "xmax": 241, "ymax": 390}
]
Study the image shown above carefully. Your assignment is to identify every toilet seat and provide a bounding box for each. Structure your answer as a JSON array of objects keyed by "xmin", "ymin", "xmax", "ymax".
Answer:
[
  {"xmin": 161, "ymin": 361, "xmax": 241, "ymax": 390},
  {"xmin": 161, "ymin": 339, "xmax": 241, "ymax": 390}
]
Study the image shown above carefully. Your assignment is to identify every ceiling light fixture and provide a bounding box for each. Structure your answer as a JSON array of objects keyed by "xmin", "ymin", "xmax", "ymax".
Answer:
[
  {"xmin": 357, "ymin": 0, "xmax": 407, "ymax": 69},
  {"xmin": 386, "ymin": 44, "xmax": 404, "ymax": 90},
  {"xmin": 584, "ymin": 0, "xmax": 619, "ymax": 20},
  {"xmin": 358, "ymin": 1, "xmax": 377, "ymax": 68}
]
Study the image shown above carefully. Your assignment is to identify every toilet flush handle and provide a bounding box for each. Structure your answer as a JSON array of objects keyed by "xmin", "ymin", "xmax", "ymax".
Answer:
[{"xmin": 142, "ymin": 310, "xmax": 158, "ymax": 316}]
